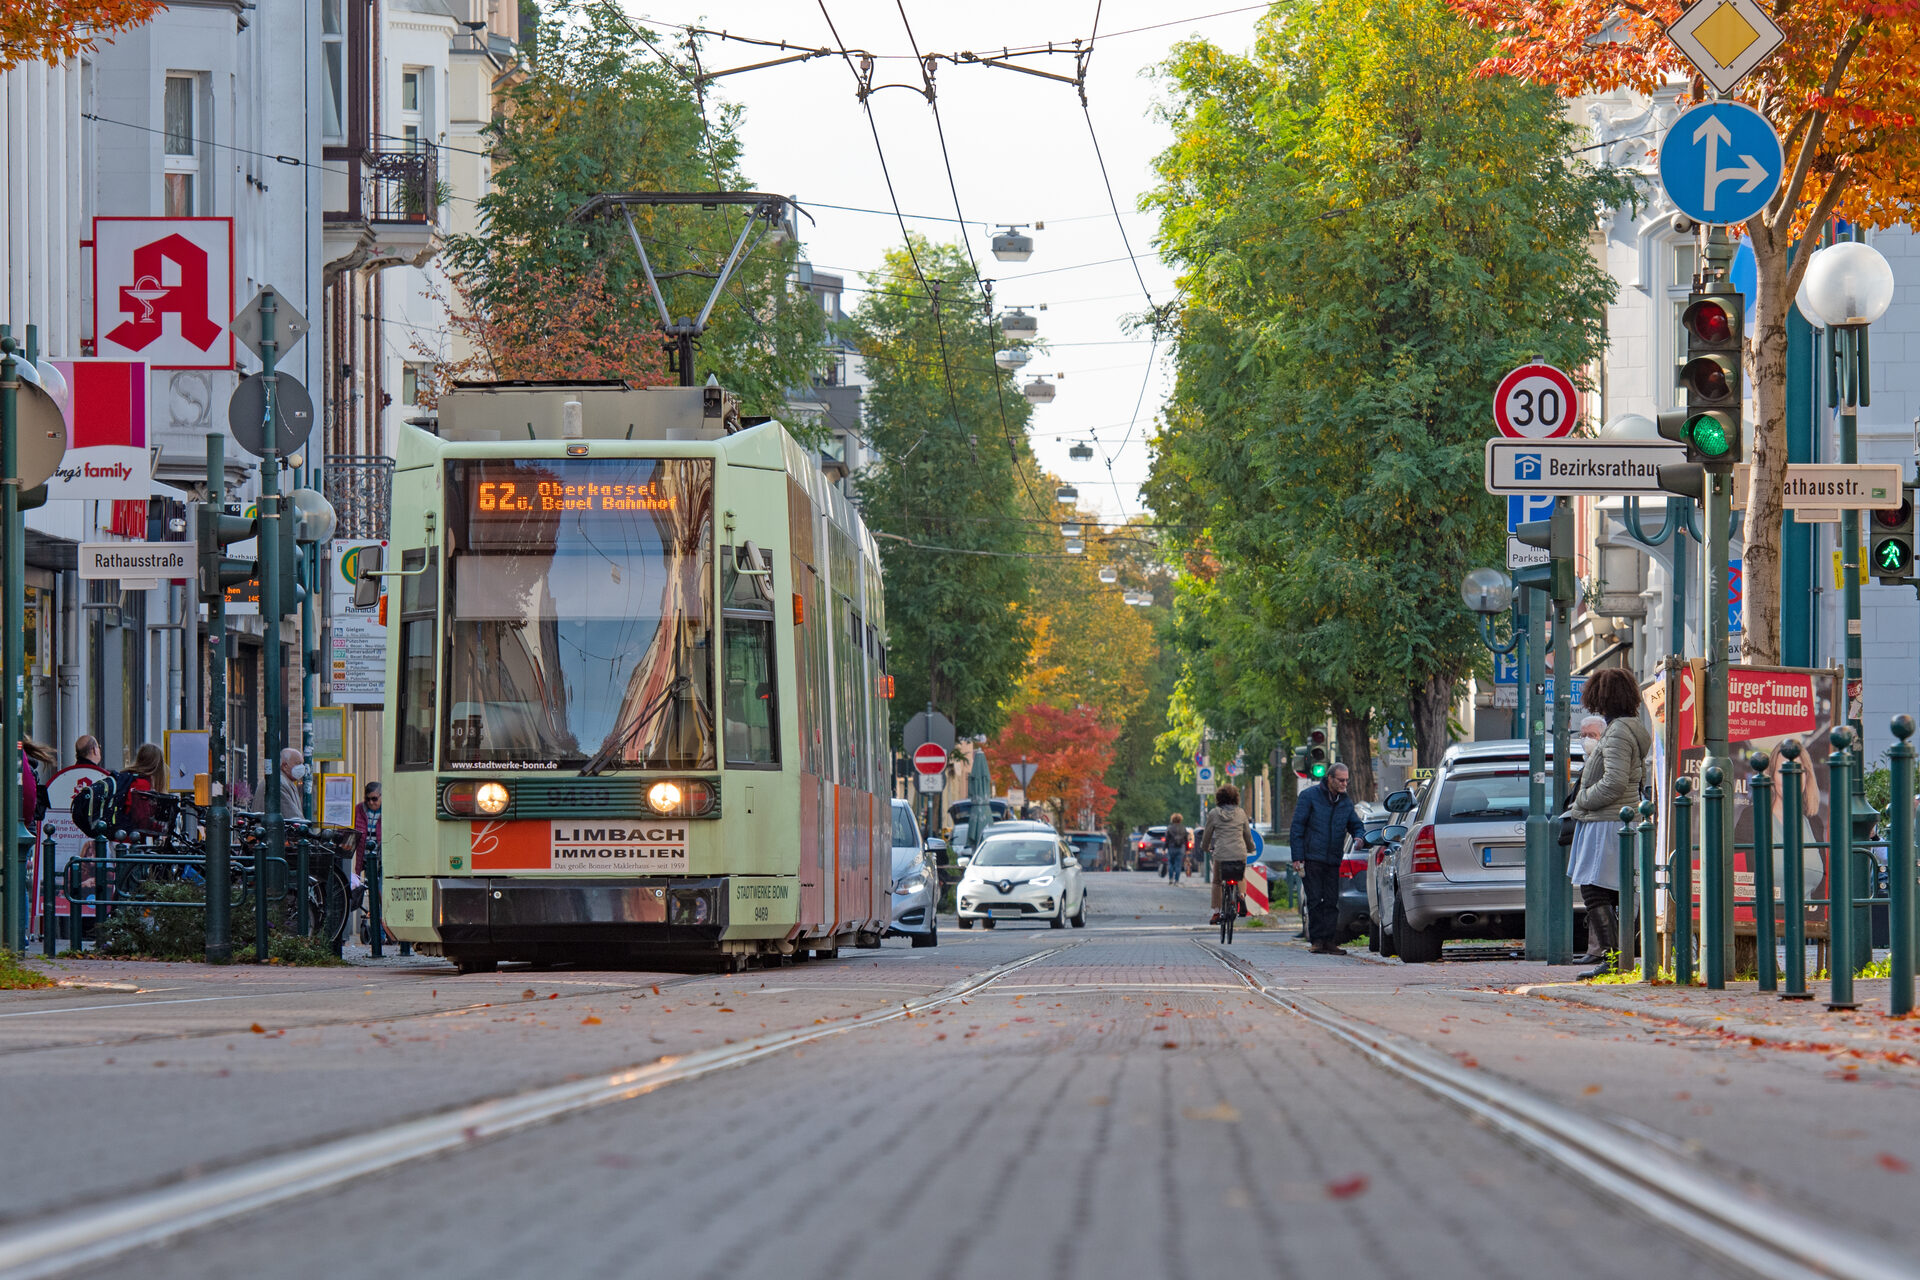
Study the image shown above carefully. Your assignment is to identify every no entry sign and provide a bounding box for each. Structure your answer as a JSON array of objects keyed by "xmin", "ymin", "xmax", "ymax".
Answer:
[
  {"xmin": 912, "ymin": 742, "xmax": 949, "ymax": 775},
  {"xmin": 1493, "ymin": 363, "xmax": 1579, "ymax": 440}
]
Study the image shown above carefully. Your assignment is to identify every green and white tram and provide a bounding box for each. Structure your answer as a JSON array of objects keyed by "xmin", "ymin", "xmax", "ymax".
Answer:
[{"xmin": 373, "ymin": 380, "xmax": 893, "ymax": 971}]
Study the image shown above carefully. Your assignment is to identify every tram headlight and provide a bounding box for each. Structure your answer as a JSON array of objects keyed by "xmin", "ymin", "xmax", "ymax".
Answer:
[
  {"xmin": 474, "ymin": 782, "xmax": 511, "ymax": 816},
  {"xmin": 648, "ymin": 781, "xmax": 683, "ymax": 812}
]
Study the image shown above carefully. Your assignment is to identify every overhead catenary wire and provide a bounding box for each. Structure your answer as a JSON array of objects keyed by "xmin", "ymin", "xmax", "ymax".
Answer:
[{"xmin": 892, "ymin": 0, "xmax": 1055, "ymax": 526}]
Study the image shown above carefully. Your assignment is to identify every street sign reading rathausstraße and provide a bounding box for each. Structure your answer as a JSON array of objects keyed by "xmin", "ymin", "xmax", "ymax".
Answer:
[{"xmin": 1485, "ymin": 439, "xmax": 1687, "ymax": 496}]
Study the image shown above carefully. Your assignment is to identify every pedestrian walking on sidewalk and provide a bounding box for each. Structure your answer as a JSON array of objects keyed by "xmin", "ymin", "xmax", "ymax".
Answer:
[
  {"xmin": 1563, "ymin": 669, "xmax": 1651, "ymax": 979},
  {"xmin": 1197, "ymin": 787, "xmax": 1253, "ymax": 925},
  {"xmin": 1165, "ymin": 813, "xmax": 1188, "ymax": 883},
  {"xmin": 1288, "ymin": 763, "xmax": 1366, "ymax": 954}
]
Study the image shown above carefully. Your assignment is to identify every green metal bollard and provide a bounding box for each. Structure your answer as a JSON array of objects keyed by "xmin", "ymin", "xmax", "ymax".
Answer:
[
  {"xmin": 1616, "ymin": 807, "xmax": 1637, "ymax": 978},
  {"xmin": 1748, "ymin": 753, "xmax": 1776, "ymax": 992},
  {"xmin": 1702, "ymin": 766, "xmax": 1726, "ymax": 989},
  {"xmin": 1828, "ymin": 726, "xmax": 1857, "ymax": 1011},
  {"xmin": 1889, "ymin": 716, "xmax": 1915, "ymax": 1017},
  {"xmin": 40, "ymin": 835, "xmax": 55, "ymax": 958},
  {"xmin": 1672, "ymin": 776, "xmax": 1694, "ymax": 986},
  {"xmin": 368, "ymin": 840, "xmax": 384, "ymax": 960},
  {"xmin": 296, "ymin": 838, "xmax": 310, "ymax": 937},
  {"xmin": 1780, "ymin": 741, "xmax": 1810, "ymax": 1000},
  {"xmin": 1638, "ymin": 799, "xmax": 1658, "ymax": 982}
]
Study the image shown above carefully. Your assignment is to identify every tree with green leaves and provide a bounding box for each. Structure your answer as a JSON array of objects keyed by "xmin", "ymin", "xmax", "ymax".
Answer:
[
  {"xmin": 851, "ymin": 238, "xmax": 1040, "ymax": 743},
  {"xmin": 444, "ymin": 1, "xmax": 821, "ymax": 415},
  {"xmin": 1145, "ymin": 0, "xmax": 1632, "ymax": 778}
]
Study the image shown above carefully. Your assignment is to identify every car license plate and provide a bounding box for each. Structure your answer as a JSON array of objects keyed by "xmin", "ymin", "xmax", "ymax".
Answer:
[
  {"xmin": 987, "ymin": 906, "xmax": 1020, "ymax": 918},
  {"xmin": 1480, "ymin": 846, "xmax": 1525, "ymax": 868}
]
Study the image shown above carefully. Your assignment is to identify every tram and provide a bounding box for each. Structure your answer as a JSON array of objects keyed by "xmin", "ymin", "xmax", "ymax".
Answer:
[{"xmin": 372, "ymin": 380, "xmax": 893, "ymax": 971}]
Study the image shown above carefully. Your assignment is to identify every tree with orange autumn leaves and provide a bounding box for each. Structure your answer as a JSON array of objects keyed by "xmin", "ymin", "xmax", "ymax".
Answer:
[
  {"xmin": 2, "ymin": 0, "xmax": 165, "ymax": 73},
  {"xmin": 987, "ymin": 704, "xmax": 1122, "ymax": 829},
  {"xmin": 416, "ymin": 263, "xmax": 671, "ymax": 407},
  {"xmin": 1447, "ymin": 0, "xmax": 1920, "ymax": 663}
]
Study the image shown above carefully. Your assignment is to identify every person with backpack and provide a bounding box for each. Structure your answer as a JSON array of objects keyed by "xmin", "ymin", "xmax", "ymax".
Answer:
[
  {"xmin": 70, "ymin": 743, "xmax": 163, "ymax": 841},
  {"xmin": 1197, "ymin": 786, "xmax": 1254, "ymax": 925},
  {"xmin": 1164, "ymin": 813, "xmax": 1189, "ymax": 884},
  {"xmin": 19, "ymin": 741, "xmax": 56, "ymax": 827}
]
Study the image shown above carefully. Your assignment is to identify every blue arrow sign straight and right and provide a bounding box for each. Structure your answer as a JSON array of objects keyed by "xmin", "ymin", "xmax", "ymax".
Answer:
[{"xmin": 1658, "ymin": 101, "xmax": 1783, "ymax": 227}]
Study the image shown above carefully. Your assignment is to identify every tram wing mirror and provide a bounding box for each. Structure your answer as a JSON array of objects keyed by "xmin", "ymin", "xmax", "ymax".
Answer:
[{"xmin": 351, "ymin": 545, "xmax": 384, "ymax": 609}]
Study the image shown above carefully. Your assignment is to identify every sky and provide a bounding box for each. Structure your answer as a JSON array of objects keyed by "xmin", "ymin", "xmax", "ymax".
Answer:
[{"xmin": 617, "ymin": 1, "xmax": 1270, "ymax": 523}]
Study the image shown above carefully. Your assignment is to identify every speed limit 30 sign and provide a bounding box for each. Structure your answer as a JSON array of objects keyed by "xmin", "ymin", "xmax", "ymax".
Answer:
[{"xmin": 1493, "ymin": 363, "xmax": 1579, "ymax": 440}]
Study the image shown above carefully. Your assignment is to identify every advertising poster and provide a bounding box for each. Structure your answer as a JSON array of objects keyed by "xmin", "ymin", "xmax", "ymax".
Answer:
[
  {"xmin": 1652, "ymin": 662, "xmax": 1838, "ymax": 935},
  {"xmin": 329, "ymin": 540, "xmax": 387, "ymax": 704}
]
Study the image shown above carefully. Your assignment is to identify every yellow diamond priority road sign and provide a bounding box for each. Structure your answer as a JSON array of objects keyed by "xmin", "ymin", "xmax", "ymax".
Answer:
[{"xmin": 1668, "ymin": 0, "xmax": 1786, "ymax": 95}]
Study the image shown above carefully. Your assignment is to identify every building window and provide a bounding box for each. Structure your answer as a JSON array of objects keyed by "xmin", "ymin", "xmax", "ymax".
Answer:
[
  {"xmin": 163, "ymin": 75, "xmax": 198, "ymax": 216},
  {"xmin": 320, "ymin": 0, "xmax": 345, "ymax": 141},
  {"xmin": 400, "ymin": 67, "xmax": 426, "ymax": 150},
  {"xmin": 400, "ymin": 361, "xmax": 432, "ymax": 406}
]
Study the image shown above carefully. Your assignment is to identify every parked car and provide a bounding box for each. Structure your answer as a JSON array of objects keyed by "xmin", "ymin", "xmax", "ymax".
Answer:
[
  {"xmin": 1067, "ymin": 830, "xmax": 1111, "ymax": 871},
  {"xmin": 1372, "ymin": 740, "xmax": 1585, "ymax": 963},
  {"xmin": 1135, "ymin": 826, "xmax": 1167, "ymax": 872},
  {"xmin": 956, "ymin": 829, "xmax": 1088, "ymax": 929},
  {"xmin": 887, "ymin": 799, "xmax": 939, "ymax": 948}
]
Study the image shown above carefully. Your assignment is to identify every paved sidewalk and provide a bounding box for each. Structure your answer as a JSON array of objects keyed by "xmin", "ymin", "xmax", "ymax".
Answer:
[{"xmin": 1519, "ymin": 977, "xmax": 1920, "ymax": 1062}]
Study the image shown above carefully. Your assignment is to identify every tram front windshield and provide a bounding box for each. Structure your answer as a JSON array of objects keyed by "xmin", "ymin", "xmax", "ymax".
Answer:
[{"xmin": 443, "ymin": 457, "xmax": 716, "ymax": 771}]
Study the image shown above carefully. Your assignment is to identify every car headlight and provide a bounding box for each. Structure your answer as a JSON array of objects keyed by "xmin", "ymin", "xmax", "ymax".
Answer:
[
  {"xmin": 475, "ymin": 781, "xmax": 511, "ymax": 815},
  {"xmin": 894, "ymin": 875, "xmax": 927, "ymax": 895},
  {"xmin": 1029, "ymin": 874, "xmax": 1055, "ymax": 887},
  {"xmin": 648, "ymin": 780, "xmax": 683, "ymax": 812}
]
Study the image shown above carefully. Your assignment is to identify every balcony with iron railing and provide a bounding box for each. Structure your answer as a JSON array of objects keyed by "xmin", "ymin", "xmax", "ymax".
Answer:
[
  {"xmin": 324, "ymin": 456, "xmax": 394, "ymax": 540},
  {"xmin": 323, "ymin": 148, "xmax": 441, "ymax": 270}
]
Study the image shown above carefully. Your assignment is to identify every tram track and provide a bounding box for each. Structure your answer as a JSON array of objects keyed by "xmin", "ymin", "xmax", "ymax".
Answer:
[
  {"xmin": 1195, "ymin": 940, "xmax": 1916, "ymax": 1280},
  {"xmin": 0, "ymin": 941, "xmax": 1081, "ymax": 1280},
  {"xmin": 0, "ymin": 971, "xmax": 725, "ymax": 1058}
]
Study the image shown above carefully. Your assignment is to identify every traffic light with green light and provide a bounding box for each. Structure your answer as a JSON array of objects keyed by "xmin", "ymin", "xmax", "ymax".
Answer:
[
  {"xmin": 1657, "ymin": 290, "xmax": 1743, "ymax": 467},
  {"xmin": 1872, "ymin": 483, "xmax": 1916, "ymax": 585},
  {"xmin": 198, "ymin": 507, "xmax": 257, "ymax": 602}
]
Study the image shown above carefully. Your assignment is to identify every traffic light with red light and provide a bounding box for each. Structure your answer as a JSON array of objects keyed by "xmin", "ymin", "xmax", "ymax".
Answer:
[
  {"xmin": 1872, "ymin": 483, "xmax": 1917, "ymax": 585},
  {"xmin": 1657, "ymin": 290, "xmax": 1743, "ymax": 467}
]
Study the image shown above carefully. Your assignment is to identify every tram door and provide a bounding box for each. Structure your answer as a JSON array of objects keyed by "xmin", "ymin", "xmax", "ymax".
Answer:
[{"xmin": 789, "ymin": 481, "xmax": 829, "ymax": 933}]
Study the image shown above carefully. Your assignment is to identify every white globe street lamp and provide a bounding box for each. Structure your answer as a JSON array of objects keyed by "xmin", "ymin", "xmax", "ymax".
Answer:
[
  {"xmin": 1801, "ymin": 240, "xmax": 1896, "ymax": 329},
  {"xmin": 1461, "ymin": 567, "xmax": 1513, "ymax": 615}
]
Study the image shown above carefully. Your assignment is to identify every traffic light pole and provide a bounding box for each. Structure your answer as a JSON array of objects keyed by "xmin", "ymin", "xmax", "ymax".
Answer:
[
  {"xmin": 258, "ymin": 290, "xmax": 285, "ymax": 962},
  {"xmin": 1549, "ymin": 518, "xmax": 1574, "ymax": 966},
  {"xmin": 205, "ymin": 435, "xmax": 232, "ymax": 962},
  {"xmin": 1, "ymin": 338, "xmax": 22, "ymax": 955},
  {"xmin": 1704, "ymin": 465, "xmax": 1735, "ymax": 984},
  {"xmin": 1523, "ymin": 587, "xmax": 1550, "ymax": 960}
]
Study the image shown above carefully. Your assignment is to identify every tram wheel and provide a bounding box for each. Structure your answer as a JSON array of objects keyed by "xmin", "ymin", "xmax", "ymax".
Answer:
[
  {"xmin": 814, "ymin": 947, "xmax": 840, "ymax": 960},
  {"xmin": 453, "ymin": 956, "xmax": 496, "ymax": 974}
]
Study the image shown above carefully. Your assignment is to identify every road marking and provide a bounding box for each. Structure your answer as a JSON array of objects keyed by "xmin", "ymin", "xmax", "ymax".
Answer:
[
  {"xmin": 1198, "ymin": 942, "xmax": 1912, "ymax": 1280},
  {"xmin": 0, "ymin": 943, "xmax": 1077, "ymax": 1280},
  {"xmin": 0, "ymin": 992, "xmax": 355, "ymax": 1019}
]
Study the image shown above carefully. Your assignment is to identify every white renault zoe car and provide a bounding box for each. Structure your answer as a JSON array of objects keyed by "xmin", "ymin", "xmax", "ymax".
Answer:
[{"xmin": 956, "ymin": 828, "xmax": 1087, "ymax": 929}]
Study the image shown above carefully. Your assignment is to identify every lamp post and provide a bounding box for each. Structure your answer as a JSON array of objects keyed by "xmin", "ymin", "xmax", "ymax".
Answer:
[{"xmin": 1801, "ymin": 237, "xmax": 1896, "ymax": 976}]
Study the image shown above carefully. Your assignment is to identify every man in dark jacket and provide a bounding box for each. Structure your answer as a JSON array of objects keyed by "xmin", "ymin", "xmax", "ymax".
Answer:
[{"xmin": 1288, "ymin": 763, "xmax": 1367, "ymax": 955}]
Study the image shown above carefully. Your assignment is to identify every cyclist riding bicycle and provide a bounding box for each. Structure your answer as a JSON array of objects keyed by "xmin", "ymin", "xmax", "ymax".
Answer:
[{"xmin": 1197, "ymin": 784, "xmax": 1253, "ymax": 926}]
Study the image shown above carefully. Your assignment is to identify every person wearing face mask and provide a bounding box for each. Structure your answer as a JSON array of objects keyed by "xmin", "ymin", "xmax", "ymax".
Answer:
[{"xmin": 279, "ymin": 748, "xmax": 309, "ymax": 822}]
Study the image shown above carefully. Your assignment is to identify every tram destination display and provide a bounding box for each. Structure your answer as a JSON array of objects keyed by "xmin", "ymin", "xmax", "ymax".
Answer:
[{"xmin": 467, "ymin": 466, "xmax": 680, "ymax": 520}]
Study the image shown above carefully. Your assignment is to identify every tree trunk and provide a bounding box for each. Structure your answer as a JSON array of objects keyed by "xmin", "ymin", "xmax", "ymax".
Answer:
[
  {"xmin": 1409, "ymin": 672, "xmax": 1455, "ymax": 768},
  {"xmin": 1334, "ymin": 706, "xmax": 1376, "ymax": 801},
  {"xmin": 1743, "ymin": 222, "xmax": 1794, "ymax": 667}
]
